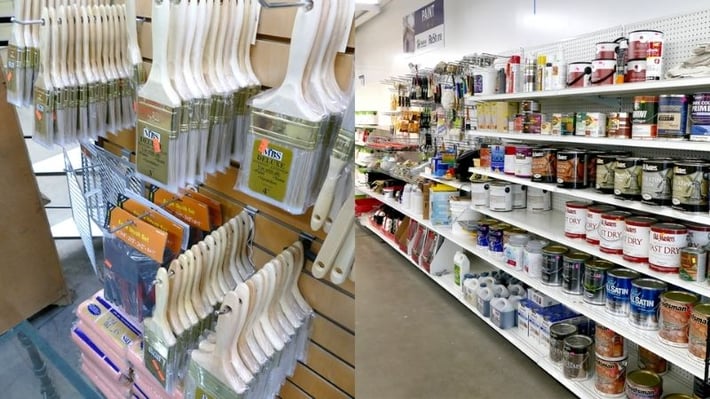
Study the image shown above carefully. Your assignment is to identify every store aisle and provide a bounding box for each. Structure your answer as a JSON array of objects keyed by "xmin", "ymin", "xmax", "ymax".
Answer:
[{"xmin": 355, "ymin": 225, "xmax": 575, "ymax": 399}]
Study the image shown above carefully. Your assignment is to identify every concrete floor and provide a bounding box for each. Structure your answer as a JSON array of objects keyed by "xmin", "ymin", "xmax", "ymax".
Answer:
[{"xmin": 355, "ymin": 226, "xmax": 575, "ymax": 399}]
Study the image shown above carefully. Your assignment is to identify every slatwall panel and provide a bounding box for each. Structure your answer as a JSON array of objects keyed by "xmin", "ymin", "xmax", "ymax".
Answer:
[{"xmin": 99, "ymin": 3, "xmax": 357, "ymax": 398}]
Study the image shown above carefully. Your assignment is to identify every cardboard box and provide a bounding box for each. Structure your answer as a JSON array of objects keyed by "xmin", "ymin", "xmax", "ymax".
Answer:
[{"xmin": 494, "ymin": 102, "xmax": 519, "ymax": 132}]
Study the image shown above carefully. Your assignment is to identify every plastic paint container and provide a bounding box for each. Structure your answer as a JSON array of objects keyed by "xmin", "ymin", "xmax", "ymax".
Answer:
[
  {"xmin": 626, "ymin": 58, "xmax": 647, "ymax": 82},
  {"xmin": 595, "ymin": 41, "xmax": 619, "ymax": 60},
  {"xmin": 628, "ymin": 30, "xmax": 664, "ymax": 59},
  {"xmin": 567, "ymin": 62, "xmax": 591, "ymax": 88},
  {"xmin": 591, "ymin": 59, "xmax": 616, "ymax": 86}
]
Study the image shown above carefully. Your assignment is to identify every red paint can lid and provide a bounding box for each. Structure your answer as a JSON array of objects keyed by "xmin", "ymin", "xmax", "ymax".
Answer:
[
  {"xmin": 685, "ymin": 222, "xmax": 710, "ymax": 232},
  {"xmin": 651, "ymin": 222, "xmax": 688, "ymax": 234},
  {"xmin": 566, "ymin": 201, "xmax": 592, "ymax": 209},
  {"xmin": 601, "ymin": 211, "xmax": 633, "ymax": 221},
  {"xmin": 626, "ymin": 216, "xmax": 658, "ymax": 227}
]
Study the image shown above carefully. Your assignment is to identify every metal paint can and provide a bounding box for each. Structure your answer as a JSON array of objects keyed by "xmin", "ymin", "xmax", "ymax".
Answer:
[
  {"xmin": 614, "ymin": 157, "xmax": 647, "ymax": 199},
  {"xmin": 626, "ymin": 370, "xmax": 663, "ymax": 399},
  {"xmin": 595, "ymin": 324, "xmax": 626, "ymax": 360},
  {"xmin": 637, "ymin": 346, "xmax": 668, "ymax": 375},
  {"xmin": 560, "ymin": 113, "xmax": 576, "ymax": 135},
  {"xmin": 584, "ymin": 259, "xmax": 615, "ymax": 305},
  {"xmin": 586, "ymin": 205, "xmax": 616, "ymax": 245},
  {"xmin": 550, "ymin": 322, "xmax": 578, "ymax": 364},
  {"xmin": 521, "ymin": 100, "xmax": 541, "ymax": 113},
  {"xmin": 563, "ymin": 335, "xmax": 594, "ymax": 381},
  {"xmin": 488, "ymin": 182, "xmax": 513, "ymax": 212},
  {"xmin": 585, "ymin": 112, "xmax": 607, "ymax": 136},
  {"xmin": 488, "ymin": 224, "xmax": 505, "ymax": 257},
  {"xmin": 567, "ymin": 62, "xmax": 591, "ymax": 88},
  {"xmin": 565, "ymin": 201, "xmax": 591, "ymax": 239},
  {"xmin": 641, "ymin": 158, "xmax": 675, "ymax": 205},
  {"xmin": 659, "ymin": 291, "xmax": 699, "ymax": 347},
  {"xmin": 606, "ymin": 268, "xmax": 641, "ymax": 317},
  {"xmin": 504, "ymin": 145, "xmax": 517, "ymax": 175},
  {"xmin": 595, "ymin": 356, "xmax": 627, "ymax": 397},
  {"xmin": 575, "ymin": 112, "xmax": 590, "ymax": 136},
  {"xmin": 514, "ymin": 145, "xmax": 533, "ymax": 177},
  {"xmin": 690, "ymin": 92, "xmax": 710, "ymax": 141},
  {"xmin": 551, "ymin": 113, "xmax": 563, "ymax": 135},
  {"xmin": 541, "ymin": 244, "xmax": 568, "ymax": 286},
  {"xmin": 490, "ymin": 144, "xmax": 505, "ymax": 172},
  {"xmin": 623, "ymin": 216, "xmax": 658, "ymax": 263},
  {"xmin": 591, "ymin": 59, "xmax": 616, "ymax": 86},
  {"xmin": 629, "ymin": 278, "xmax": 668, "ymax": 330},
  {"xmin": 632, "ymin": 96, "xmax": 659, "ymax": 139},
  {"xmin": 531, "ymin": 147, "xmax": 557, "ymax": 183},
  {"xmin": 649, "ymin": 223, "xmax": 688, "ymax": 272},
  {"xmin": 672, "ymin": 161, "xmax": 710, "ymax": 212},
  {"xmin": 476, "ymin": 218, "xmax": 496, "ymax": 248},
  {"xmin": 689, "ymin": 303, "xmax": 710, "ymax": 362},
  {"xmin": 596, "ymin": 154, "xmax": 619, "ymax": 193},
  {"xmin": 596, "ymin": 41, "xmax": 619, "ymax": 60},
  {"xmin": 680, "ymin": 247, "xmax": 707, "ymax": 282},
  {"xmin": 523, "ymin": 113, "xmax": 542, "ymax": 134},
  {"xmin": 557, "ymin": 150, "xmax": 588, "ymax": 188},
  {"xmin": 686, "ymin": 222, "xmax": 710, "ymax": 248},
  {"xmin": 524, "ymin": 239, "xmax": 548, "ymax": 279},
  {"xmin": 600, "ymin": 211, "xmax": 632, "ymax": 254},
  {"xmin": 512, "ymin": 184, "xmax": 527, "ymax": 209},
  {"xmin": 658, "ymin": 95, "xmax": 690, "ymax": 139},
  {"xmin": 527, "ymin": 188, "xmax": 552, "ymax": 211},
  {"xmin": 626, "ymin": 59, "xmax": 647, "ymax": 82},
  {"xmin": 470, "ymin": 178, "xmax": 491, "ymax": 207},
  {"xmin": 562, "ymin": 251, "xmax": 591, "ymax": 295},
  {"xmin": 607, "ymin": 112, "xmax": 632, "ymax": 138},
  {"xmin": 480, "ymin": 146, "xmax": 491, "ymax": 168},
  {"xmin": 586, "ymin": 150, "xmax": 605, "ymax": 187}
]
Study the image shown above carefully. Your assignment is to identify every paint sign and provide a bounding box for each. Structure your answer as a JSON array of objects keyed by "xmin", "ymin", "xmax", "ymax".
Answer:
[{"xmin": 403, "ymin": 0, "xmax": 445, "ymax": 54}]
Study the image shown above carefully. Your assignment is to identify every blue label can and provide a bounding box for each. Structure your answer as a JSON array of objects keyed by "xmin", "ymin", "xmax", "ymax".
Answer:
[
  {"xmin": 477, "ymin": 224, "xmax": 490, "ymax": 248},
  {"xmin": 605, "ymin": 268, "xmax": 640, "ymax": 316},
  {"xmin": 488, "ymin": 225, "xmax": 505, "ymax": 256},
  {"xmin": 658, "ymin": 94, "xmax": 690, "ymax": 139},
  {"xmin": 629, "ymin": 278, "xmax": 668, "ymax": 330},
  {"xmin": 491, "ymin": 145, "xmax": 505, "ymax": 173}
]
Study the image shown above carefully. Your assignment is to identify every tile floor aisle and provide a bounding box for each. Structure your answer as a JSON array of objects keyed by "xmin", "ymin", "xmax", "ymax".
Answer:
[{"xmin": 355, "ymin": 224, "xmax": 576, "ymax": 399}]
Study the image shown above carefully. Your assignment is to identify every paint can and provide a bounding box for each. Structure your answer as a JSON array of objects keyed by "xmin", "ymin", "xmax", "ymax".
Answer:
[
  {"xmin": 690, "ymin": 92, "xmax": 710, "ymax": 141},
  {"xmin": 551, "ymin": 113, "xmax": 563, "ymax": 135},
  {"xmin": 606, "ymin": 268, "xmax": 641, "ymax": 317},
  {"xmin": 504, "ymin": 145, "xmax": 517, "ymax": 175},
  {"xmin": 490, "ymin": 144, "xmax": 505, "ymax": 172},
  {"xmin": 672, "ymin": 161, "xmax": 710, "ymax": 212},
  {"xmin": 523, "ymin": 113, "xmax": 542, "ymax": 134},
  {"xmin": 514, "ymin": 145, "xmax": 533, "ymax": 177},
  {"xmin": 595, "ymin": 356, "xmax": 627, "ymax": 397},
  {"xmin": 629, "ymin": 278, "xmax": 668, "ymax": 330},
  {"xmin": 659, "ymin": 291, "xmax": 699, "ymax": 347},
  {"xmin": 575, "ymin": 112, "xmax": 590, "ymax": 136},
  {"xmin": 607, "ymin": 112, "xmax": 632, "ymax": 138},
  {"xmin": 595, "ymin": 324, "xmax": 626, "ymax": 360},
  {"xmin": 563, "ymin": 335, "xmax": 594, "ymax": 381},
  {"xmin": 562, "ymin": 251, "xmax": 591, "ymax": 295},
  {"xmin": 637, "ymin": 346, "xmax": 668, "ymax": 375},
  {"xmin": 596, "ymin": 41, "xmax": 619, "ymax": 60},
  {"xmin": 560, "ymin": 113, "xmax": 576, "ymax": 135},
  {"xmin": 689, "ymin": 303, "xmax": 710, "ymax": 362},
  {"xmin": 504, "ymin": 233, "xmax": 529, "ymax": 271},
  {"xmin": 626, "ymin": 59, "xmax": 647, "ymax": 82},
  {"xmin": 632, "ymin": 96, "xmax": 659, "ymax": 139},
  {"xmin": 649, "ymin": 223, "xmax": 688, "ymax": 273},
  {"xmin": 641, "ymin": 158, "xmax": 675, "ymax": 205},
  {"xmin": 586, "ymin": 150, "xmax": 605, "ymax": 186},
  {"xmin": 540, "ymin": 115, "xmax": 552, "ymax": 134},
  {"xmin": 550, "ymin": 322, "xmax": 579, "ymax": 364},
  {"xmin": 480, "ymin": 146, "xmax": 491, "ymax": 168},
  {"xmin": 476, "ymin": 218, "xmax": 496, "ymax": 248},
  {"xmin": 587, "ymin": 112, "xmax": 607, "ymax": 136},
  {"xmin": 614, "ymin": 157, "xmax": 647, "ymax": 199},
  {"xmin": 629, "ymin": 30, "xmax": 664, "ymax": 59},
  {"xmin": 488, "ymin": 224, "xmax": 506, "ymax": 258},
  {"xmin": 680, "ymin": 247, "xmax": 707, "ymax": 282},
  {"xmin": 645, "ymin": 32, "xmax": 664, "ymax": 81},
  {"xmin": 686, "ymin": 222, "xmax": 710, "ymax": 248},
  {"xmin": 541, "ymin": 244, "xmax": 568, "ymax": 286},
  {"xmin": 531, "ymin": 147, "xmax": 557, "ymax": 183},
  {"xmin": 591, "ymin": 59, "xmax": 616, "ymax": 86},
  {"xmin": 586, "ymin": 205, "xmax": 616, "ymax": 245},
  {"xmin": 512, "ymin": 184, "xmax": 527, "ymax": 209},
  {"xmin": 528, "ymin": 188, "xmax": 552, "ymax": 211},
  {"xmin": 557, "ymin": 150, "xmax": 588, "ymax": 188},
  {"xmin": 521, "ymin": 100, "xmax": 541, "ymax": 113},
  {"xmin": 623, "ymin": 216, "xmax": 658, "ymax": 263},
  {"xmin": 524, "ymin": 239, "xmax": 548, "ymax": 279},
  {"xmin": 626, "ymin": 370, "xmax": 663, "ymax": 399},
  {"xmin": 658, "ymin": 95, "xmax": 690, "ymax": 139},
  {"xmin": 600, "ymin": 211, "xmax": 632, "ymax": 255},
  {"xmin": 488, "ymin": 182, "xmax": 513, "ymax": 212},
  {"xmin": 565, "ymin": 201, "xmax": 591, "ymax": 239},
  {"xmin": 596, "ymin": 154, "xmax": 619, "ymax": 194},
  {"xmin": 567, "ymin": 62, "xmax": 591, "ymax": 88},
  {"xmin": 470, "ymin": 178, "xmax": 491, "ymax": 207},
  {"xmin": 584, "ymin": 259, "xmax": 615, "ymax": 305}
]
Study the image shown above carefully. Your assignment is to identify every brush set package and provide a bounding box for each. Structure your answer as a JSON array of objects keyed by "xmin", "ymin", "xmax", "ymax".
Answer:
[
  {"xmin": 237, "ymin": 0, "xmax": 355, "ymax": 215},
  {"xmin": 136, "ymin": 0, "xmax": 262, "ymax": 193}
]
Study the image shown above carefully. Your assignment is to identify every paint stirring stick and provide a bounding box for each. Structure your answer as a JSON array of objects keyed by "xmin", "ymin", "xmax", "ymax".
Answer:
[{"xmin": 143, "ymin": 268, "xmax": 178, "ymax": 392}]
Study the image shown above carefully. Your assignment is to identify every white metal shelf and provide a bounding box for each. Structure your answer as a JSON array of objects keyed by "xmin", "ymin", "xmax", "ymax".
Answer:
[
  {"xmin": 468, "ymin": 167, "xmax": 710, "ymax": 226},
  {"xmin": 463, "ymin": 76, "xmax": 710, "ymax": 103},
  {"xmin": 467, "ymin": 131, "xmax": 710, "ymax": 152},
  {"xmin": 420, "ymin": 173, "xmax": 472, "ymax": 192},
  {"xmin": 361, "ymin": 214, "xmax": 693, "ymax": 396},
  {"xmin": 358, "ymin": 185, "xmax": 707, "ymax": 380}
]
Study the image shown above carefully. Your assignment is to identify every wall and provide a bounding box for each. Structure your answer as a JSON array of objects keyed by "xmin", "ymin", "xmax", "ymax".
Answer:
[{"xmin": 355, "ymin": 0, "xmax": 709, "ymax": 111}]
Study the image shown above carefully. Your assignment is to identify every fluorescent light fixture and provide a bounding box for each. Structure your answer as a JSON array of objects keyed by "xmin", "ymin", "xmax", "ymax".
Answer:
[{"xmin": 355, "ymin": 0, "xmax": 380, "ymax": 4}]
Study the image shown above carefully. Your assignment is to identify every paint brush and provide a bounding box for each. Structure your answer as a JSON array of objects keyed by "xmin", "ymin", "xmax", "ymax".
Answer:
[
  {"xmin": 135, "ymin": 0, "xmax": 182, "ymax": 192},
  {"xmin": 143, "ymin": 267, "xmax": 178, "ymax": 392},
  {"xmin": 310, "ymin": 129, "xmax": 355, "ymax": 231},
  {"xmin": 32, "ymin": 7, "xmax": 55, "ymax": 148}
]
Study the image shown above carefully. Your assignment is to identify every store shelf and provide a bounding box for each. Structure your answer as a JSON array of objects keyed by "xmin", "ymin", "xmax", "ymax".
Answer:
[
  {"xmin": 359, "ymin": 185, "xmax": 707, "ymax": 380},
  {"xmin": 420, "ymin": 173, "xmax": 472, "ymax": 192},
  {"xmin": 463, "ymin": 76, "xmax": 710, "ymax": 103},
  {"xmin": 467, "ymin": 130, "xmax": 710, "ymax": 152},
  {"xmin": 468, "ymin": 167, "xmax": 710, "ymax": 226}
]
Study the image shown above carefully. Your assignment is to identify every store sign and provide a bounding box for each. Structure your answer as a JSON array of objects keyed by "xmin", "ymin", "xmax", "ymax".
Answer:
[{"xmin": 403, "ymin": 0, "xmax": 445, "ymax": 54}]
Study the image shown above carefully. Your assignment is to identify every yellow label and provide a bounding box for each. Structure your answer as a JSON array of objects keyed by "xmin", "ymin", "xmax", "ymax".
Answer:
[
  {"xmin": 248, "ymin": 139, "xmax": 293, "ymax": 202},
  {"xmin": 107, "ymin": 206, "xmax": 168, "ymax": 263},
  {"xmin": 34, "ymin": 88, "xmax": 54, "ymax": 143},
  {"xmin": 135, "ymin": 99, "xmax": 179, "ymax": 185}
]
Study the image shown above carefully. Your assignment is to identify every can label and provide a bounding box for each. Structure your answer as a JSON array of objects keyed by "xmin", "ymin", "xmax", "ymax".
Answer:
[
  {"xmin": 491, "ymin": 145, "xmax": 505, "ymax": 172},
  {"xmin": 689, "ymin": 308, "xmax": 710, "ymax": 361},
  {"xmin": 515, "ymin": 148, "xmax": 533, "ymax": 177},
  {"xmin": 659, "ymin": 295, "xmax": 696, "ymax": 346},
  {"xmin": 614, "ymin": 161, "xmax": 643, "ymax": 197},
  {"xmin": 504, "ymin": 244, "xmax": 525, "ymax": 271},
  {"xmin": 623, "ymin": 224, "xmax": 652, "ymax": 262},
  {"xmin": 504, "ymin": 146, "xmax": 516, "ymax": 175},
  {"xmin": 528, "ymin": 189, "xmax": 551, "ymax": 210},
  {"xmin": 672, "ymin": 165, "xmax": 709, "ymax": 211},
  {"xmin": 531, "ymin": 150, "xmax": 556, "ymax": 182},
  {"xmin": 690, "ymin": 96, "xmax": 710, "ymax": 140},
  {"xmin": 688, "ymin": 228, "xmax": 710, "ymax": 248},
  {"xmin": 649, "ymin": 230, "xmax": 687, "ymax": 271},
  {"xmin": 560, "ymin": 113, "xmax": 576, "ymax": 135},
  {"xmin": 565, "ymin": 205, "xmax": 587, "ymax": 238},
  {"xmin": 480, "ymin": 147, "xmax": 491, "ymax": 168},
  {"xmin": 641, "ymin": 162, "xmax": 673, "ymax": 204},
  {"xmin": 631, "ymin": 97, "xmax": 659, "ymax": 139},
  {"xmin": 583, "ymin": 267, "xmax": 607, "ymax": 305},
  {"xmin": 562, "ymin": 259, "xmax": 585, "ymax": 295},
  {"xmin": 600, "ymin": 218, "xmax": 625, "ymax": 254},
  {"xmin": 607, "ymin": 112, "xmax": 631, "ymax": 138},
  {"xmin": 657, "ymin": 95, "xmax": 689, "ymax": 137},
  {"xmin": 595, "ymin": 325, "xmax": 626, "ymax": 359},
  {"xmin": 626, "ymin": 379, "xmax": 662, "ymax": 399},
  {"xmin": 524, "ymin": 251, "xmax": 543, "ymax": 279},
  {"xmin": 489, "ymin": 229, "xmax": 504, "ymax": 256},
  {"xmin": 541, "ymin": 253, "xmax": 563, "ymax": 286},
  {"xmin": 557, "ymin": 153, "xmax": 587, "ymax": 188},
  {"xmin": 595, "ymin": 357, "xmax": 627, "ymax": 396},
  {"xmin": 606, "ymin": 274, "xmax": 634, "ymax": 316},
  {"xmin": 477, "ymin": 224, "xmax": 490, "ymax": 248},
  {"xmin": 596, "ymin": 158, "xmax": 616, "ymax": 192},
  {"xmin": 629, "ymin": 284, "xmax": 666, "ymax": 330},
  {"xmin": 679, "ymin": 249, "xmax": 707, "ymax": 282},
  {"xmin": 637, "ymin": 346, "xmax": 668, "ymax": 375}
]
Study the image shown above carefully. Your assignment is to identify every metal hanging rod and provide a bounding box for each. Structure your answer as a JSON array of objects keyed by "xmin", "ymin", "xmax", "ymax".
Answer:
[
  {"xmin": 258, "ymin": 0, "xmax": 313, "ymax": 10},
  {"xmin": 108, "ymin": 197, "xmax": 181, "ymax": 234},
  {"xmin": 10, "ymin": 16, "xmax": 147, "ymax": 26}
]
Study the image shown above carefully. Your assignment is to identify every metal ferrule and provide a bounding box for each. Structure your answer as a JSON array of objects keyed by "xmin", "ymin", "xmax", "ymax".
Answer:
[
  {"xmin": 132, "ymin": 63, "xmax": 146, "ymax": 88},
  {"xmin": 200, "ymin": 98, "xmax": 211, "ymax": 130},
  {"xmin": 250, "ymin": 107, "xmax": 324, "ymax": 150},
  {"xmin": 29, "ymin": 47, "xmax": 40, "ymax": 70},
  {"xmin": 136, "ymin": 96, "xmax": 181, "ymax": 140},
  {"xmin": 179, "ymin": 102, "xmax": 190, "ymax": 133},
  {"xmin": 222, "ymin": 94, "xmax": 234, "ymax": 123},
  {"xmin": 87, "ymin": 82, "xmax": 99, "ymax": 104},
  {"xmin": 78, "ymin": 85, "xmax": 89, "ymax": 108},
  {"xmin": 53, "ymin": 87, "xmax": 66, "ymax": 111},
  {"xmin": 188, "ymin": 99, "xmax": 200, "ymax": 130},
  {"xmin": 67, "ymin": 86, "xmax": 78, "ymax": 109},
  {"xmin": 108, "ymin": 79, "xmax": 120, "ymax": 100},
  {"xmin": 97, "ymin": 82, "xmax": 108, "ymax": 104},
  {"xmin": 210, "ymin": 95, "xmax": 224, "ymax": 125}
]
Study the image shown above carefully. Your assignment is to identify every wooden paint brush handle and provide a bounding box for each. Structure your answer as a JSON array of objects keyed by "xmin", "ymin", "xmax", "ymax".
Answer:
[
  {"xmin": 330, "ymin": 223, "xmax": 355, "ymax": 285},
  {"xmin": 312, "ymin": 202, "xmax": 354, "ymax": 279}
]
